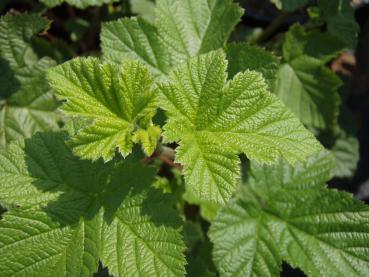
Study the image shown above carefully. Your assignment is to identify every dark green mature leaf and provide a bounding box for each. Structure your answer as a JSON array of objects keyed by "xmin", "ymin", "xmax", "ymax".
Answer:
[
  {"xmin": 317, "ymin": 0, "xmax": 359, "ymax": 49},
  {"xmin": 283, "ymin": 24, "xmax": 346, "ymax": 63},
  {"xmin": 0, "ymin": 14, "xmax": 60, "ymax": 149},
  {"xmin": 47, "ymin": 58, "xmax": 160, "ymax": 161},
  {"xmin": 0, "ymin": 76, "xmax": 61, "ymax": 150},
  {"xmin": 0, "ymin": 13, "xmax": 50, "ymax": 71},
  {"xmin": 210, "ymin": 152, "xmax": 369, "ymax": 276},
  {"xmin": 0, "ymin": 132, "xmax": 186, "ymax": 276},
  {"xmin": 331, "ymin": 129, "xmax": 359, "ymax": 178},
  {"xmin": 158, "ymin": 50, "xmax": 322, "ymax": 204},
  {"xmin": 274, "ymin": 56, "xmax": 341, "ymax": 131},
  {"xmin": 101, "ymin": 0, "xmax": 243, "ymax": 77},
  {"xmin": 225, "ymin": 43, "xmax": 280, "ymax": 86},
  {"xmin": 274, "ymin": 25, "xmax": 342, "ymax": 132}
]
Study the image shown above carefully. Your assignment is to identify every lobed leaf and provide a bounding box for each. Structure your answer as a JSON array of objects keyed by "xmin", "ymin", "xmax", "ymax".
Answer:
[
  {"xmin": 210, "ymin": 151, "xmax": 369, "ymax": 276},
  {"xmin": 0, "ymin": 132, "xmax": 185, "ymax": 276},
  {"xmin": 158, "ymin": 50, "xmax": 322, "ymax": 204},
  {"xmin": 101, "ymin": 0, "xmax": 243, "ymax": 77},
  {"xmin": 47, "ymin": 58, "xmax": 160, "ymax": 161}
]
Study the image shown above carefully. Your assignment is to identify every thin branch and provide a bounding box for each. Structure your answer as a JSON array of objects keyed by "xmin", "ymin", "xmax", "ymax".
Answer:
[{"xmin": 250, "ymin": 12, "xmax": 290, "ymax": 44}]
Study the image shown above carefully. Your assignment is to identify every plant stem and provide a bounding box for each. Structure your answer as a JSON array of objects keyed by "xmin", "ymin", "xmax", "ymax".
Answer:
[{"xmin": 251, "ymin": 12, "xmax": 290, "ymax": 44}]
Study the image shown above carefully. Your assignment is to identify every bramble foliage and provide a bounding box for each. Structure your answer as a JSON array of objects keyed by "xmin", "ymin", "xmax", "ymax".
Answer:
[
  {"xmin": 0, "ymin": 0, "xmax": 366, "ymax": 276},
  {"xmin": 48, "ymin": 58, "xmax": 160, "ymax": 161},
  {"xmin": 158, "ymin": 50, "xmax": 321, "ymax": 204},
  {"xmin": 0, "ymin": 14, "xmax": 60, "ymax": 149},
  {"xmin": 210, "ymin": 152, "xmax": 369, "ymax": 276}
]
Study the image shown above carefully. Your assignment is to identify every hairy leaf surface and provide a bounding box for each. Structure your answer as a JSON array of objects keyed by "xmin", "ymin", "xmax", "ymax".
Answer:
[
  {"xmin": 101, "ymin": 0, "xmax": 243, "ymax": 77},
  {"xmin": 0, "ymin": 132, "xmax": 185, "ymax": 276},
  {"xmin": 158, "ymin": 50, "xmax": 322, "ymax": 204},
  {"xmin": 48, "ymin": 58, "xmax": 160, "ymax": 161},
  {"xmin": 210, "ymin": 152, "xmax": 369, "ymax": 276}
]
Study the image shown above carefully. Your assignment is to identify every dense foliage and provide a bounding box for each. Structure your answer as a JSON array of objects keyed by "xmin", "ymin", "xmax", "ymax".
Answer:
[{"xmin": 0, "ymin": 0, "xmax": 367, "ymax": 276}]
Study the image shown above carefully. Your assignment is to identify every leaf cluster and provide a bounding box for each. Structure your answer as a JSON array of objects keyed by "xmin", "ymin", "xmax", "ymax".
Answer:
[{"xmin": 0, "ymin": 0, "xmax": 366, "ymax": 276}]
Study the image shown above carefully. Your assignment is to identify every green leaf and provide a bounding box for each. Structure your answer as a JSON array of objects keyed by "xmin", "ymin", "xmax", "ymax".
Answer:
[
  {"xmin": 101, "ymin": 0, "xmax": 243, "ymax": 77},
  {"xmin": 0, "ymin": 14, "xmax": 60, "ymax": 149},
  {"xmin": 283, "ymin": 24, "xmax": 346, "ymax": 63},
  {"xmin": 0, "ymin": 13, "xmax": 50, "ymax": 71},
  {"xmin": 130, "ymin": 0, "xmax": 156, "ymax": 24},
  {"xmin": 0, "ymin": 207, "xmax": 103, "ymax": 276},
  {"xmin": 225, "ymin": 43, "xmax": 280, "ymax": 87},
  {"xmin": 317, "ymin": 0, "xmax": 359, "ymax": 49},
  {"xmin": 158, "ymin": 50, "xmax": 322, "ymax": 204},
  {"xmin": 274, "ymin": 24, "xmax": 344, "ymax": 132},
  {"xmin": 274, "ymin": 55, "xmax": 342, "ymax": 131},
  {"xmin": 210, "ymin": 200, "xmax": 281, "ymax": 277},
  {"xmin": 0, "ymin": 76, "xmax": 61, "ymax": 150},
  {"xmin": 47, "ymin": 58, "xmax": 160, "ymax": 161},
  {"xmin": 183, "ymin": 190, "xmax": 221, "ymax": 222},
  {"xmin": 0, "ymin": 132, "xmax": 185, "ymax": 276},
  {"xmin": 210, "ymin": 151, "xmax": 369, "ymax": 276},
  {"xmin": 331, "ymin": 129, "xmax": 359, "ymax": 178},
  {"xmin": 40, "ymin": 0, "xmax": 119, "ymax": 8},
  {"xmin": 270, "ymin": 0, "xmax": 308, "ymax": 11}
]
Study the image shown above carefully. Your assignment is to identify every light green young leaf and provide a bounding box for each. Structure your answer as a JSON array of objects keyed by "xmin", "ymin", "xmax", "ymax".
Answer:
[
  {"xmin": 101, "ymin": 0, "xmax": 243, "ymax": 77},
  {"xmin": 210, "ymin": 151, "xmax": 369, "ymax": 277},
  {"xmin": 40, "ymin": 0, "xmax": 119, "ymax": 8},
  {"xmin": 157, "ymin": 50, "xmax": 322, "ymax": 204},
  {"xmin": 0, "ymin": 14, "xmax": 60, "ymax": 148},
  {"xmin": 274, "ymin": 55, "xmax": 342, "ymax": 131},
  {"xmin": 0, "ymin": 132, "xmax": 185, "ymax": 276},
  {"xmin": 270, "ymin": 0, "xmax": 308, "ymax": 11},
  {"xmin": 47, "ymin": 58, "xmax": 160, "ymax": 161}
]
